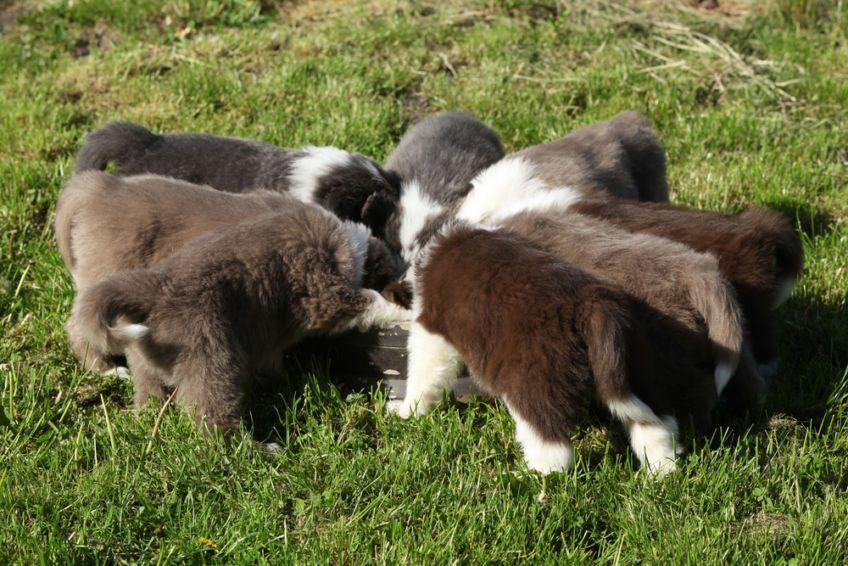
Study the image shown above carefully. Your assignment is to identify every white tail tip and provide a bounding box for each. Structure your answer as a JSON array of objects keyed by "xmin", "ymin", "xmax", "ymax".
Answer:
[
  {"xmin": 714, "ymin": 362, "xmax": 734, "ymax": 395},
  {"xmin": 113, "ymin": 323, "xmax": 150, "ymax": 342}
]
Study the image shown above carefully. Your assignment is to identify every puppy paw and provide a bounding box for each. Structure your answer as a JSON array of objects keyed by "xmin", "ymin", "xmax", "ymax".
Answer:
[
  {"xmin": 393, "ymin": 398, "xmax": 426, "ymax": 419},
  {"xmin": 644, "ymin": 457, "xmax": 677, "ymax": 478},
  {"xmin": 102, "ymin": 366, "xmax": 131, "ymax": 380}
]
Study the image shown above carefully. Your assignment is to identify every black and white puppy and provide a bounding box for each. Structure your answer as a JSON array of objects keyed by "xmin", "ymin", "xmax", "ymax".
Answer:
[
  {"xmin": 75, "ymin": 121, "xmax": 401, "ymax": 237},
  {"xmin": 382, "ymin": 111, "xmax": 504, "ymax": 261}
]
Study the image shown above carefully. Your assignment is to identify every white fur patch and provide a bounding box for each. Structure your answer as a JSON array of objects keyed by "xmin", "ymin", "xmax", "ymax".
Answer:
[
  {"xmin": 773, "ymin": 276, "xmax": 796, "ymax": 308},
  {"xmin": 396, "ymin": 321, "xmax": 463, "ymax": 418},
  {"xmin": 457, "ymin": 157, "xmax": 582, "ymax": 226},
  {"xmin": 102, "ymin": 366, "xmax": 131, "ymax": 380},
  {"xmin": 398, "ymin": 180, "xmax": 444, "ymax": 262},
  {"xmin": 341, "ymin": 220, "xmax": 372, "ymax": 287},
  {"xmin": 113, "ymin": 323, "xmax": 149, "ymax": 342},
  {"xmin": 628, "ymin": 416, "xmax": 679, "ymax": 477},
  {"xmin": 288, "ymin": 146, "xmax": 353, "ymax": 203},
  {"xmin": 606, "ymin": 395, "xmax": 663, "ymax": 425},
  {"xmin": 346, "ymin": 289, "xmax": 411, "ymax": 333},
  {"xmin": 506, "ymin": 402, "xmax": 574, "ymax": 474},
  {"xmin": 714, "ymin": 362, "xmax": 734, "ymax": 395}
]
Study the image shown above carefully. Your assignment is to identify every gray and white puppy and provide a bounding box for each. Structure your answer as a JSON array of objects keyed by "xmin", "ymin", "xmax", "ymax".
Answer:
[
  {"xmin": 511, "ymin": 111, "xmax": 669, "ymax": 202},
  {"xmin": 71, "ymin": 199, "xmax": 409, "ymax": 432},
  {"xmin": 55, "ymin": 171, "xmax": 404, "ymax": 375},
  {"xmin": 382, "ymin": 111, "xmax": 504, "ymax": 261},
  {"xmin": 75, "ymin": 121, "xmax": 401, "ymax": 237}
]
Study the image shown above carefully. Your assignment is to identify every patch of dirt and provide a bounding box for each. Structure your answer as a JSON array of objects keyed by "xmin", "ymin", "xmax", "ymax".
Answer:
[
  {"xmin": 745, "ymin": 511, "xmax": 790, "ymax": 538},
  {"xmin": 72, "ymin": 21, "xmax": 121, "ymax": 59},
  {"xmin": 767, "ymin": 414, "xmax": 802, "ymax": 429},
  {"xmin": 401, "ymin": 89, "xmax": 429, "ymax": 123},
  {"xmin": 0, "ymin": 1, "xmax": 30, "ymax": 33}
]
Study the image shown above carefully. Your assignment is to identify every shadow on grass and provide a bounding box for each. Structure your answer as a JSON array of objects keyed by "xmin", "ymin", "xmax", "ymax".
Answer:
[{"xmin": 763, "ymin": 196, "xmax": 833, "ymax": 238}]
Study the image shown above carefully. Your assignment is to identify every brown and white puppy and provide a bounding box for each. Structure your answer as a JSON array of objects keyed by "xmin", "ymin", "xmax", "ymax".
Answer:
[
  {"xmin": 511, "ymin": 111, "xmax": 669, "ymax": 202},
  {"xmin": 456, "ymin": 164, "xmax": 753, "ymax": 425},
  {"xmin": 568, "ymin": 198, "xmax": 803, "ymax": 378},
  {"xmin": 398, "ymin": 225, "xmax": 681, "ymax": 476},
  {"xmin": 75, "ymin": 121, "xmax": 401, "ymax": 237},
  {"xmin": 55, "ymin": 171, "xmax": 403, "ymax": 375},
  {"xmin": 72, "ymin": 209, "xmax": 410, "ymax": 431},
  {"xmin": 382, "ymin": 111, "xmax": 504, "ymax": 262}
]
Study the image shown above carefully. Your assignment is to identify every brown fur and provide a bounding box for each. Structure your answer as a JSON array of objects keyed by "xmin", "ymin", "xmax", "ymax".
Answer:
[
  {"xmin": 55, "ymin": 171, "xmax": 404, "ymax": 374},
  {"xmin": 569, "ymin": 197, "xmax": 804, "ymax": 367},
  {"xmin": 501, "ymin": 211, "xmax": 752, "ymax": 424},
  {"xmin": 511, "ymin": 111, "xmax": 669, "ymax": 202},
  {"xmin": 415, "ymin": 227, "xmax": 653, "ymax": 441},
  {"xmin": 72, "ymin": 210, "xmax": 408, "ymax": 431}
]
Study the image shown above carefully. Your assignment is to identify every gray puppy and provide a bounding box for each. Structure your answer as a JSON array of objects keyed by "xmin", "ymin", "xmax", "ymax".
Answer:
[
  {"xmin": 75, "ymin": 121, "xmax": 401, "ymax": 237},
  {"xmin": 511, "ymin": 111, "xmax": 669, "ymax": 202},
  {"xmin": 55, "ymin": 171, "xmax": 403, "ymax": 375},
  {"xmin": 382, "ymin": 111, "xmax": 504, "ymax": 261},
  {"xmin": 71, "ymin": 204, "xmax": 410, "ymax": 431}
]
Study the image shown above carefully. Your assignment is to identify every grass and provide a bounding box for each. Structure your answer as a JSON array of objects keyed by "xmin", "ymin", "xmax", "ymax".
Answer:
[{"xmin": 1, "ymin": 0, "xmax": 847, "ymax": 562}]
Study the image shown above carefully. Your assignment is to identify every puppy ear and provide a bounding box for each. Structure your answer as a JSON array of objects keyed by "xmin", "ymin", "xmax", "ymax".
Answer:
[
  {"xmin": 381, "ymin": 169, "xmax": 403, "ymax": 197},
  {"xmin": 361, "ymin": 191, "xmax": 396, "ymax": 238}
]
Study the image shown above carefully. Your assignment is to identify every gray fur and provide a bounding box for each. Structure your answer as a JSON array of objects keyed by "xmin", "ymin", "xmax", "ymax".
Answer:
[
  {"xmin": 383, "ymin": 111, "xmax": 504, "ymax": 254},
  {"xmin": 75, "ymin": 121, "xmax": 401, "ymax": 236},
  {"xmin": 55, "ymin": 171, "xmax": 403, "ymax": 375},
  {"xmin": 512, "ymin": 111, "xmax": 669, "ymax": 202},
  {"xmin": 72, "ymin": 209, "xmax": 408, "ymax": 431}
]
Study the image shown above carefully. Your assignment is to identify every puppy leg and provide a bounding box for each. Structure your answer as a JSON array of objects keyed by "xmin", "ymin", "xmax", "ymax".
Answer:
[
  {"xmin": 720, "ymin": 343, "xmax": 766, "ymax": 418},
  {"xmin": 627, "ymin": 416, "xmax": 679, "ymax": 477},
  {"xmin": 606, "ymin": 395, "xmax": 678, "ymax": 476},
  {"xmin": 173, "ymin": 351, "xmax": 245, "ymax": 433},
  {"xmin": 126, "ymin": 350, "xmax": 168, "ymax": 408},
  {"xmin": 66, "ymin": 314, "xmax": 125, "ymax": 375},
  {"xmin": 748, "ymin": 306, "xmax": 779, "ymax": 379},
  {"xmin": 395, "ymin": 321, "xmax": 463, "ymax": 418},
  {"xmin": 506, "ymin": 402, "xmax": 573, "ymax": 474},
  {"xmin": 346, "ymin": 289, "xmax": 411, "ymax": 332}
]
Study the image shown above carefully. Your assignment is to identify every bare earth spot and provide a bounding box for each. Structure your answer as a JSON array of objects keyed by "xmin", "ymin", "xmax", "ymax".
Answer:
[
  {"xmin": 746, "ymin": 511, "xmax": 790, "ymax": 539},
  {"xmin": 768, "ymin": 414, "xmax": 801, "ymax": 429}
]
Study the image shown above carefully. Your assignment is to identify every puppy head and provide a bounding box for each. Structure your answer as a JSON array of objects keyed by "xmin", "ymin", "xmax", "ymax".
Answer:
[
  {"xmin": 361, "ymin": 236, "xmax": 406, "ymax": 295},
  {"xmin": 311, "ymin": 152, "xmax": 399, "ymax": 237}
]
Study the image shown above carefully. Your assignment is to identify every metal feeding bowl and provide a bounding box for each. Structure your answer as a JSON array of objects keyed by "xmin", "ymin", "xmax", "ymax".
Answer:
[{"xmin": 295, "ymin": 322, "xmax": 481, "ymax": 402}]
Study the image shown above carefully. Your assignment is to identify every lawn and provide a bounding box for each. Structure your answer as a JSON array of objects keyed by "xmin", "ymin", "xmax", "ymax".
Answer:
[{"xmin": 1, "ymin": 0, "xmax": 847, "ymax": 562}]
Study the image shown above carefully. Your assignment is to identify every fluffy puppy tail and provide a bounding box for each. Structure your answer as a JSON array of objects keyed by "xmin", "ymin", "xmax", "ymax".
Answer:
[
  {"xmin": 608, "ymin": 111, "xmax": 669, "ymax": 203},
  {"xmin": 686, "ymin": 266, "xmax": 744, "ymax": 396},
  {"xmin": 577, "ymin": 289, "xmax": 661, "ymax": 425},
  {"xmin": 73, "ymin": 270, "xmax": 163, "ymax": 355},
  {"xmin": 75, "ymin": 121, "xmax": 159, "ymax": 172},
  {"xmin": 739, "ymin": 207, "xmax": 805, "ymax": 287}
]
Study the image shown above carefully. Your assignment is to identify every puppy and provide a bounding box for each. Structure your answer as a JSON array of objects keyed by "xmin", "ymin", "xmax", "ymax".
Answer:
[
  {"xmin": 398, "ymin": 225, "xmax": 684, "ymax": 476},
  {"xmin": 382, "ymin": 111, "xmax": 504, "ymax": 261},
  {"xmin": 75, "ymin": 121, "xmax": 401, "ymax": 237},
  {"xmin": 73, "ymin": 209, "xmax": 410, "ymax": 431},
  {"xmin": 55, "ymin": 171, "xmax": 403, "ymax": 374},
  {"xmin": 456, "ymin": 162, "xmax": 754, "ymax": 424},
  {"xmin": 511, "ymin": 111, "xmax": 669, "ymax": 202},
  {"xmin": 569, "ymin": 197, "xmax": 804, "ymax": 377}
]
